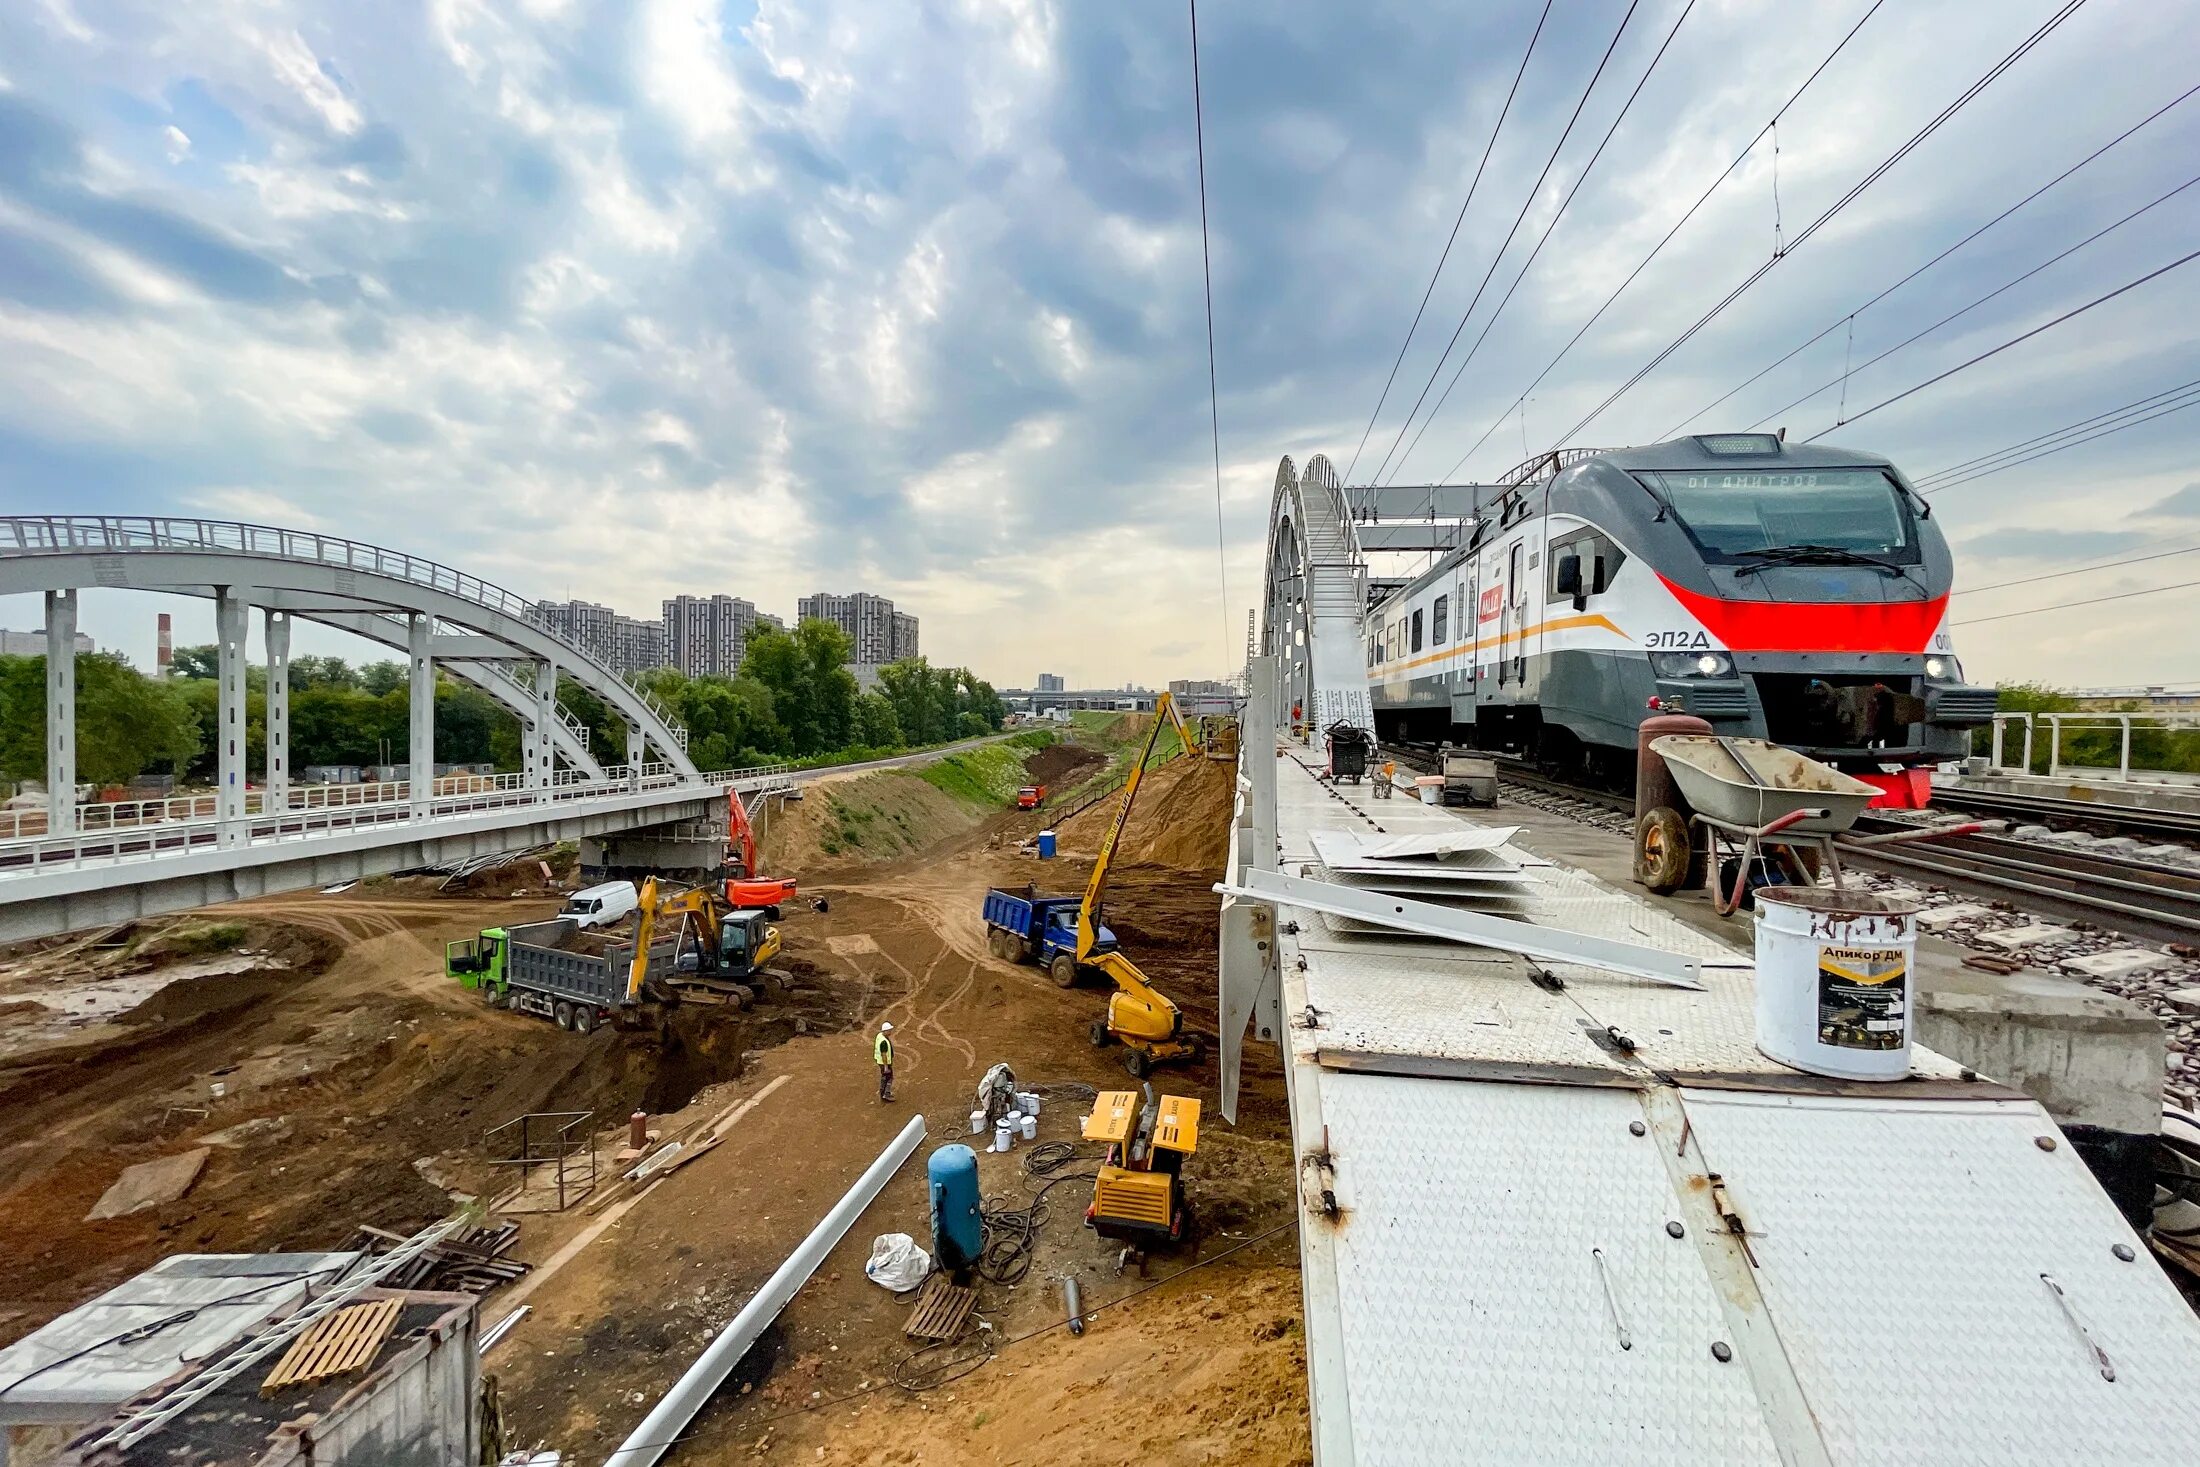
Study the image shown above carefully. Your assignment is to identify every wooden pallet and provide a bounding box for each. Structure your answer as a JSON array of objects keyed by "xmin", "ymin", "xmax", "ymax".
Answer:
[
  {"xmin": 261, "ymin": 1298, "xmax": 402, "ymax": 1395},
  {"xmin": 902, "ymin": 1276, "xmax": 976, "ymax": 1342}
]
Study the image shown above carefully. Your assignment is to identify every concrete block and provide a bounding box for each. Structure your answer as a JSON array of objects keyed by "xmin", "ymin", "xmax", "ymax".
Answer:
[
  {"xmin": 1916, "ymin": 944, "xmax": 2162, "ymax": 1134},
  {"xmin": 1917, "ymin": 903, "xmax": 1992, "ymax": 931},
  {"xmin": 2165, "ymin": 987, "xmax": 2200, "ymax": 1015},
  {"xmin": 2059, "ymin": 948, "xmax": 2176, "ymax": 981},
  {"xmin": 1975, "ymin": 923, "xmax": 2073, "ymax": 951},
  {"xmin": 86, "ymin": 1148, "xmax": 209, "ymax": 1220}
]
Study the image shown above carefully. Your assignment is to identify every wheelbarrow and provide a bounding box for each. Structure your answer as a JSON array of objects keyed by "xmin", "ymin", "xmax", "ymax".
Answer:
[{"xmin": 1646, "ymin": 735, "xmax": 1983, "ymax": 915}]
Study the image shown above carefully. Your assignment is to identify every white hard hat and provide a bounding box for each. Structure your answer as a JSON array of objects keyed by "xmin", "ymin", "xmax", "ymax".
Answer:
[{"xmin": 879, "ymin": 1021, "xmax": 894, "ymax": 1033}]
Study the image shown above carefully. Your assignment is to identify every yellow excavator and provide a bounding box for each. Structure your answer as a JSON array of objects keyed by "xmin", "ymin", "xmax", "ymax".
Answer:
[
  {"xmin": 626, "ymin": 876, "xmax": 784, "ymax": 1009},
  {"xmin": 1074, "ymin": 692, "xmax": 1206, "ymax": 1077}
]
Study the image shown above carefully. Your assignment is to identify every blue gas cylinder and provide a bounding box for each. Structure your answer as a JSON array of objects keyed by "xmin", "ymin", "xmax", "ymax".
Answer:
[{"xmin": 928, "ymin": 1144, "xmax": 983, "ymax": 1275}]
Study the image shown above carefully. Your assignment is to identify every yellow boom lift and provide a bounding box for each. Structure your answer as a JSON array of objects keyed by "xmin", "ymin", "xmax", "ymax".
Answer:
[
  {"xmin": 626, "ymin": 876, "xmax": 784, "ymax": 1009},
  {"xmin": 1075, "ymin": 692, "xmax": 1206, "ymax": 1077}
]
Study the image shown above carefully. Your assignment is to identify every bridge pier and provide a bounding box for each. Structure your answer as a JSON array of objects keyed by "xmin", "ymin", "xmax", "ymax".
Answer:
[
  {"xmin": 44, "ymin": 589, "xmax": 76, "ymax": 836},
  {"xmin": 408, "ymin": 613, "xmax": 434, "ymax": 818},
  {"xmin": 626, "ymin": 719, "xmax": 643, "ymax": 790},
  {"xmin": 265, "ymin": 609, "xmax": 290, "ymax": 814},
  {"xmin": 215, "ymin": 589, "xmax": 250, "ymax": 844}
]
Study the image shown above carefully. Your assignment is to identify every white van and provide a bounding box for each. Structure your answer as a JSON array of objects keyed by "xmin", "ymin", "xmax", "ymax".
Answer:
[{"xmin": 559, "ymin": 880, "xmax": 638, "ymax": 930}]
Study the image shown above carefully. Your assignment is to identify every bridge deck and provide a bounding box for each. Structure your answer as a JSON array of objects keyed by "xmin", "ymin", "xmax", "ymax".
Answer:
[{"xmin": 1261, "ymin": 742, "xmax": 2200, "ymax": 1465}]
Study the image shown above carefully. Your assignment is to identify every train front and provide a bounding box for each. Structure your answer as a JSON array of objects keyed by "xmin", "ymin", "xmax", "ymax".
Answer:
[{"xmin": 1588, "ymin": 434, "xmax": 1997, "ymax": 776}]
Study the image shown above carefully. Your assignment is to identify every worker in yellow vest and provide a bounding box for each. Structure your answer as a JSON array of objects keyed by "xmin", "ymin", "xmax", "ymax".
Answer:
[{"xmin": 874, "ymin": 1021, "xmax": 895, "ymax": 1102}]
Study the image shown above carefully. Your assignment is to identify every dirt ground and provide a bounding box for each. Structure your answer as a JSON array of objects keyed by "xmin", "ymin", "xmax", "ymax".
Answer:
[{"xmin": 3, "ymin": 748, "xmax": 1308, "ymax": 1467}]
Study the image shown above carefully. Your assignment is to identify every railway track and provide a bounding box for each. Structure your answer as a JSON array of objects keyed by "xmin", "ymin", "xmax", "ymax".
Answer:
[
  {"xmin": 1380, "ymin": 740, "xmax": 2200, "ymax": 950},
  {"xmin": 1928, "ymin": 782, "xmax": 2200, "ymax": 844}
]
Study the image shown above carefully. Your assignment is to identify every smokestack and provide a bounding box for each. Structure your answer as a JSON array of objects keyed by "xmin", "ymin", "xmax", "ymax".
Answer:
[{"xmin": 157, "ymin": 613, "xmax": 172, "ymax": 679}]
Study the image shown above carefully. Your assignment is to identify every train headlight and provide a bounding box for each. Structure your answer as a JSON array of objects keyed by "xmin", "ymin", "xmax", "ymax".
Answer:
[
  {"xmin": 1651, "ymin": 651, "xmax": 1734, "ymax": 678},
  {"xmin": 1925, "ymin": 656, "xmax": 1959, "ymax": 680}
]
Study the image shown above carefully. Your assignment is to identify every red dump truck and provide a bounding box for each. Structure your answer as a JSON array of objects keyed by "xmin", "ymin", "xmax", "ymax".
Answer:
[{"xmin": 1015, "ymin": 784, "xmax": 1047, "ymax": 810}]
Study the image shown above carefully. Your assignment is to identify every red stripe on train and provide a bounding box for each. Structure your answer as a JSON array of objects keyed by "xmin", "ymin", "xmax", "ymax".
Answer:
[{"xmin": 1655, "ymin": 575, "xmax": 1947, "ymax": 654}]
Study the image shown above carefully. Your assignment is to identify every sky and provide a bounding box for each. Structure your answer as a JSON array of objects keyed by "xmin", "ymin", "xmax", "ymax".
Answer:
[{"xmin": 0, "ymin": 0, "xmax": 2195, "ymax": 691}]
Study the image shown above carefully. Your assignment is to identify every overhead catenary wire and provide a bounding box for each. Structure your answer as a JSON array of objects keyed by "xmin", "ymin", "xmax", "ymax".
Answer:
[
  {"xmin": 1383, "ymin": 0, "xmax": 1700, "ymax": 499},
  {"xmin": 1436, "ymin": 0, "xmax": 1887, "ymax": 483},
  {"xmin": 1552, "ymin": 0, "xmax": 2093, "ymax": 449},
  {"xmin": 1918, "ymin": 381, "xmax": 2200, "ymax": 495},
  {"xmin": 1340, "ymin": 0, "xmax": 1554, "ymax": 485},
  {"xmin": 1953, "ymin": 538, "xmax": 2200, "ymax": 598},
  {"xmin": 1919, "ymin": 376, "xmax": 2200, "ymax": 484},
  {"xmin": 1364, "ymin": 0, "xmax": 1649, "ymax": 488},
  {"xmin": 1802, "ymin": 246, "xmax": 2200, "ymax": 438},
  {"xmin": 1661, "ymin": 79, "xmax": 2200, "ymax": 439},
  {"xmin": 1743, "ymin": 169, "xmax": 2200, "ymax": 433},
  {"xmin": 1956, "ymin": 576, "xmax": 2200, "ymax": 626},
  {"xmin": 1188, "ymin": 0, "xmax": 1231, "ymax": 668}
]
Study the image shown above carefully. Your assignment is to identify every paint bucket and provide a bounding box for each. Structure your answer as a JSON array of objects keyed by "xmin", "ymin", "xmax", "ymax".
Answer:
[
  {"xmin": 993, "ymin": 1121, "xmax": 1013, "ymax": 1153},
  {"xmin": 1753, "ymin": 887, "xmax": 1919, "ymax": 1081},
  {"xmin": 1015, "ymin": 1091, "xmax": 1041, "ymax": 1115},
  {"xmin": 1019, "ymin": 1113, "xmax": 1037, "ymax": 1142},
  {"xmin": 969, "ymin": 1110, "xmax": 987, "ymax": 1135},
  {"xmin": 1416, "ymin": 776, "xmax": 1443, "ymax": 805},
  {"xmin": 1037, "ymin": 829, "xmax": 1057, "ymax": 860}
]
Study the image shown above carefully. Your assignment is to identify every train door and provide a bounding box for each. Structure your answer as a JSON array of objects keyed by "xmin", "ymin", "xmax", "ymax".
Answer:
[{"xmin": 1497, "ymin": 538, "xmax": 1524, "ymax": 689}]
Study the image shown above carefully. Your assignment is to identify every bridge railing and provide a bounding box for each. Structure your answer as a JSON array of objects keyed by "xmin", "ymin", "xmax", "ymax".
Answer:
[{"xmin": 0, "ymin": 515, "xmax": 691, "ymax": 755}]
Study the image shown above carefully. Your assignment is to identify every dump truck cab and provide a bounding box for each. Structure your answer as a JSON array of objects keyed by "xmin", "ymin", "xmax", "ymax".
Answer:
[
  {"xmin": 982, "ymin": 887, "xmax": 1115, "ymax": 972},
  {"xmin": 1082, "ymin": 1087, "xmax": 1198, "ymax": 1250},
  {"xmin": 444, "ymin": 928, "xmax": 508, "ymax": 992},
  {"xmin": 1015, "ymin": 784, "xmax": 1046, "ymax": 810}
]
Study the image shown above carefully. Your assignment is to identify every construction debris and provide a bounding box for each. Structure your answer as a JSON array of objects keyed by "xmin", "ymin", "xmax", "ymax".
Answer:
[
  {"xmin": 85, "ymin": 1148, "xmax": 209, "ymax": 1221},
  {"xmin": 348, "ymin": 1219, "xmax": 528, "ymax": 1295},
  {"xmin": 260, "ymin": 1297, "xmax": 402, "ymax": 1395},
  {"xmin": 902, "ymin": 1275, "xmax": 976, "ymax": 1341}
]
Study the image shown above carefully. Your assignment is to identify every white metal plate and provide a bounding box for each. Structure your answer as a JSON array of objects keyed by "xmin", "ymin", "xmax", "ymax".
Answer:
[
  {"xmin": 1679, "ymin": 1090, "xmax": 2200, "ymax": 1465},
  {"xmin": 1321, "ymin": 1074, "xmax": 1780, "ymax": 1466}
]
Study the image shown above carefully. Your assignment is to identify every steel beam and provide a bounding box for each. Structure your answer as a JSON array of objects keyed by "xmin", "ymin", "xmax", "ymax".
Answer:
[
  {"xmin": 44, "ymin": 590, "xmax": 75, "ymax": 837},
  {"xmin": 1219, "ymin": 654, "xmax": 1282, "ymax": 1124},
  {"xmin": 1215, "ymin": 868, "xmax": 1707, "ymax": 989},
  {"xmin": 265, "ymin": 608, "xmax": 290, "ymax": 813},
  {"xmin": 408, "ymin": 612, "xmax": 434, "ymax": 816},
  {"xmin": 215, "ymin": 589, "xmax": 250, "ymax": 844}
]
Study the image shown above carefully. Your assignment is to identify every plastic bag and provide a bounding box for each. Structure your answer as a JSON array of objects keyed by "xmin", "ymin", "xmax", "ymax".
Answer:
[
  {"xmin": 975, "ymin": 1062, "xmax": 1019, "ymax": 1126},
  {"xmin": 864, "ymin": 1232, "xmax": 932, "ymax": 1292}
]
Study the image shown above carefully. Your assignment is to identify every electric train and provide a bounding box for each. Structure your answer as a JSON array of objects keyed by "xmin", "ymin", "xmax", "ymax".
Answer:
[{"xmin": 1365, "ymin": 433, "xmax": 1999, "ymax": 787}]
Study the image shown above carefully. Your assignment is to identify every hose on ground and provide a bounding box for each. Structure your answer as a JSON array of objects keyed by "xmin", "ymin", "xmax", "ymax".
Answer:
[{"xmin": 973, "ymin": 1141, "xmax": 1108, "ymax": 1285}]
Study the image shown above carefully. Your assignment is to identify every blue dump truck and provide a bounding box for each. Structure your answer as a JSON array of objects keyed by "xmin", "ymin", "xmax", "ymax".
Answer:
[{"xmin": 982, "ymin": 886, "xmax": 1116, "ymax": 989}]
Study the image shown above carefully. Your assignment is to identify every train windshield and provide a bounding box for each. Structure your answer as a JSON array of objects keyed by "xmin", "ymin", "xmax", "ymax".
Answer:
[{"xmin": 1647, "ymin": 468, "xmax": 1918, "ymax": 563}]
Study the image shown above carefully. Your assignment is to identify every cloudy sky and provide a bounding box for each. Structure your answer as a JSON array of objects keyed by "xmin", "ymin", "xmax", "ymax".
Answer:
[{"xmin": 0, "ymin": 0, "xmax": 2195, "ymax": 690}]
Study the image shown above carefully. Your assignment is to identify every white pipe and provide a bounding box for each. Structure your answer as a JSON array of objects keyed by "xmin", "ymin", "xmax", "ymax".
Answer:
[{"xmin": 603, "ymin": 1113, "xmax": 926, "ymax": 1467}]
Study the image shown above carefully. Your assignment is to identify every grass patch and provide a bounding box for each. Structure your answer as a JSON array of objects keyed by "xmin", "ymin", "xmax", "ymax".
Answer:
[
  {"xmin": 159, "ymin": 921, "xmax": 246, "ymax": 956},
  {"xmin": 916, "ymin": 730, "xmax": 1054, "ymax": 807}
]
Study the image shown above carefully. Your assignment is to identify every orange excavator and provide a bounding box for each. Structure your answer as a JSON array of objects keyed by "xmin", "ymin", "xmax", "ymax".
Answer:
[{"xmin": 725, "ymin": 788, "xmax": 797, "ymax": 917}]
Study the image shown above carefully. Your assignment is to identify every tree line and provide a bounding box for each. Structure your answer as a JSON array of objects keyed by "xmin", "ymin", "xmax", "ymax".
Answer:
[{"xmin": 0, "ymin": 619, "xmax": 1006, "ymax": 788}]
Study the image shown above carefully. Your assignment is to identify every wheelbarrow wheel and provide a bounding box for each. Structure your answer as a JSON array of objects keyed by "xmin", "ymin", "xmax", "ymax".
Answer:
[{"xmin": 1634, "ymin": 807, "xmax": 1703, "ymax": 894}]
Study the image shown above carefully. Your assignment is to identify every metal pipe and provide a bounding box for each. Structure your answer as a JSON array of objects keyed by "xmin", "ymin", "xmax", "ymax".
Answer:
[{"xmin": 604, "ymin": 1113, "xmax": 926, "ymax": 1467}]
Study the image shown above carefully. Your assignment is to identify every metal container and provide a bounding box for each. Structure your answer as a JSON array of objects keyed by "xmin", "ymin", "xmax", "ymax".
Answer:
[
  {"xmin": 1019, "ymin": 1113, "xmax": 1037, "ymax": 1141},
  {"xmin": 927, "ymin": 1144, "xmax": 983, "ymax": 1274},
  {"xmin": 993, "ymin": 1121, "xmax": 1013, "ymax": 1152},
  {"xmin": 1753, "ymin": 887, "xmax": 1919, "ymax": 1081}
]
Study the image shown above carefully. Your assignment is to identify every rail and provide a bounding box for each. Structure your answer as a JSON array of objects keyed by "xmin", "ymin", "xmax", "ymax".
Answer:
[{"xmin": 0, "ymin": 515, "xmax": 689, "ymax": 750}]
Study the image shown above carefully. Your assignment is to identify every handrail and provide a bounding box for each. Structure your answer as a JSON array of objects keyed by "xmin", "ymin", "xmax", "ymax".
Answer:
[{"xmin": 0, "ymin": 515, "xmax": 689, "ymax": 750}]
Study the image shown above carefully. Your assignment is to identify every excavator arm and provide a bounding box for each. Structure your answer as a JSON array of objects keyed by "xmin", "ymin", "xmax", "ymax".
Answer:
[
  {"xmin": 1075, "ymin": 692, "xmax": 1176, "ymax": 962},
  {"xmin": 625, "ymin": 879, "xmax": 726, "ymax": 1003},
  {"xmin": 1161, "ymin": 695, "xmax": 1200, "ymax": 756}
]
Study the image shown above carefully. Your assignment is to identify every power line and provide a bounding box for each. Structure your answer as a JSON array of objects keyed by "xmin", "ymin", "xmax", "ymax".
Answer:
[
  {"xmin": 1744, "ymin": 169, "xmax": 2200, "ymax": 432},
  {"xmin": 1956, "ymin": 575, "xmax": 2200, "ymax": 626},
  {"xmin": 1919, "ymin": 376, "xmax": 2200, "ymax": 484},
  {"xmin": 1919, "ymin": 383, "xmax": 2200, "ymax": 495},
  {"xmin": 1340, "ymin": 0, "xmax": 1554, "ymax": 485},
  {"xmin": 1436, "ymin": 0, "xmax": 1887, "ymax": 483},
  {"xmin": 1954, "ymin": 540, "xmax": 2200, "ymax": 597},
  {"xmin": 1803, "ymin": 245, "xmax": 2200, "ymax": 437},
  {"xmin": 1365, "ymin": 0, "xmax": 1648, "ymax": 488},
  {"xmin": 1553, "ymin": 0, "xmax": 2093, "ymax": 448},
  {"xmin": 1188, "ymin": 0, "xmax": 1230, "ymax": 667},
  {"xmin": 1383, "ymin": 0, "xmax": 1700, "ymax": 493},
  {"xmin": 1660, "ymin": 80, "xmax": 2200, "ymax": 439}
]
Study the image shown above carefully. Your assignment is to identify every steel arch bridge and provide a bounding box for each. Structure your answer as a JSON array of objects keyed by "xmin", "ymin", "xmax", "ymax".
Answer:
[
  {"xmin": 1262, "ymin": 453, "xmax": 1373, "ymax": 738},
  {"xmin": 0, "ymin": 516, "xmax": 783, "ymax": 940}
]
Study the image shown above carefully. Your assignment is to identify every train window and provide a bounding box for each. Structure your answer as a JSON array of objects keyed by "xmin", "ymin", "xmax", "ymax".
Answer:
[
  {"xmin": 1432, "ymin": 595, "xmax": 1449, "ymax": 645},
  {"xmin": 1646, "ymin": 468, "xmax": 1918, "ymax": 563},
  {"xmin": 1410, "ymin": 610, "xmax": 1423, "ymax": 653},
  {"xmin": 1507, "ymin": 542, "xmax": 1524, "ymax": 603},
  {"xmin": 1550, "ymin": 530, "xmax": 1627, "ymax": 602}
]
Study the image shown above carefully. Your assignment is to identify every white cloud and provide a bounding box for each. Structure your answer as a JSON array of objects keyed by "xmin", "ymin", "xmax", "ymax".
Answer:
[
  {"xmin": 161, "ymin": 124, "xmax": 191, "ymax": 163},
  {"xmin": 250, "ymin": 27, "xmax": 363, "ymax": 136}
]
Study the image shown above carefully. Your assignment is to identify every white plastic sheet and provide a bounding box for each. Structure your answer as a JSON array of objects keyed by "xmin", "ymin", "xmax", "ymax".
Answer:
[{"xmin": 864, "ymin": 1232, "xmax": 931, "ymax": 1292}]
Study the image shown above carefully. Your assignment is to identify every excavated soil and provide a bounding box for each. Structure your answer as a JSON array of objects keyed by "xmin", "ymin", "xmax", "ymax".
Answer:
[
  {"xmin": 1054, "ymin": 754, "xmax": 1236, "ymax": 871},
  {"xmin": 1019, "ymin": 740, "xmax": 1106, "ymax": 790}
]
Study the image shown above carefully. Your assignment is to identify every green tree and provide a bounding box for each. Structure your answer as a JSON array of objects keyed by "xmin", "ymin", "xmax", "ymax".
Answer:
[
  {"xmin": 0, "ymin": 653, "xmax": 202, "ymax": 786},
  {"xmin": 289, "ymin": 655, "xmax": 360, "ymax": 692},
  {"xmin": 170, "ymin": 644, "xmax": 219, "ymax": 680},
  {"xmin": 360, "ymin": 660, "xmax": 407, "ymax": 696},
  {"xmin": 742, "ymin": 620, "xmax": 857, "ymax": 756},
  {"xmin": 856, "ymin": 690, "xmax": 903, "ymax": 749}
]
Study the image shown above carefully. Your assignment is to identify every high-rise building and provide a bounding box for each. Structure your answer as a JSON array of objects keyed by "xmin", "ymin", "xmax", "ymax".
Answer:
[
  {"xmin": 797, "ymin": 592, "xmax": 904, "ymax": 665},
  {"xmin": 0, "ymin": 627, "xmax": 96, "ymax": 658},
  {"xmin": 662, "ymin": 593, "xmax": 770, "ymax": 678},
  {"xmin": 535, "ymin": 599, "xmax": 665, "ymax": 675},
  {"xmin": 1036, "ymin": 672, "xmax": 1064, "ymax": 693},
  {"xmin": 891, "ymin": 611, "xmax": 920, "ymax": 662}
]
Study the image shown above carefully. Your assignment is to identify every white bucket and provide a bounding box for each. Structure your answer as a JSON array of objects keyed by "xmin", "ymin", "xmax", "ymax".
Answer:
[
  {"xmin": 969, "ymin": 1110, "xmax": 987, "ymax": 1135},
  {"xmin": 1019, "ymin": 1113, "xmax": 1038, "ymax": 1141},
  {"xmin": 993, "ymin": 1121, "xmax": 1013, "ymax": 1152},
  {"xmin": 1753, "ymin": 887, "xmax": 1920, "ymax": 1081},
  {"xmin": 1015, "ymin": 1091, "xmax": 1041, "ymax": 1115}
]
